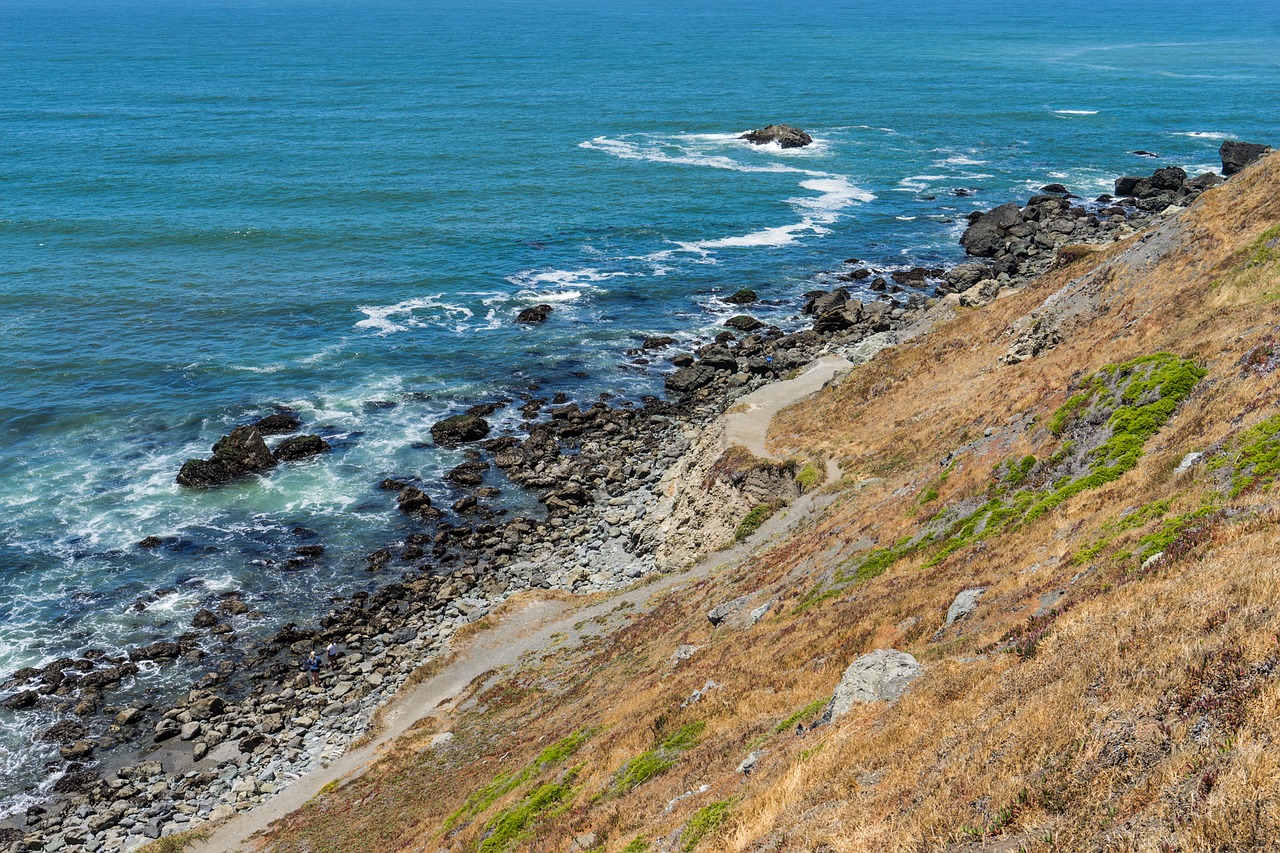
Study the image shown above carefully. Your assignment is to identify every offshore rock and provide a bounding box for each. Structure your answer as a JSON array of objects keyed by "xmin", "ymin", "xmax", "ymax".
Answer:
[
  {"xmin": 516, "ymin": 304, "xmax": 553, "ymax": 324},
  {"xmin": 176, "ymin": 426, "xmax": 277, "ymax": 487},
  {"xmin": 739, "ymin": 123, "xmax": 813, "ymax": 148}
]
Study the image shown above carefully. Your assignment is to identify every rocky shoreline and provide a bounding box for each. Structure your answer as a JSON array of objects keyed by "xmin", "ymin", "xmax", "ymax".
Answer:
[{"xmin": 1, "ymin": 141, "xmax": 1268, "ymax": 853}]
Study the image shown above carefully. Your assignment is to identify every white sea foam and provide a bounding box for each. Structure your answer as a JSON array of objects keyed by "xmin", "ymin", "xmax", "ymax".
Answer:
[
  {"xmin": 579, "ymin": 136, "xmax": 802, "ymax": 175},
  {"xmin": 1172, "ymin": 131, "xmax": 1229, "ymax": 139},
  {"xmin": 1053, "ymin": 109, "xmax": 1100, "ymax": 115},
  {"xmin": 355, "ymin": 295, "xmax": 474, "ymax": 336}
]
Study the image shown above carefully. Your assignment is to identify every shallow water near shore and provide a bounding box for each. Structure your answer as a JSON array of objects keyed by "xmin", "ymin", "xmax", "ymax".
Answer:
[{"xmin": 2, "ymin": 0, "xmax": 1278, "ymax": 813}]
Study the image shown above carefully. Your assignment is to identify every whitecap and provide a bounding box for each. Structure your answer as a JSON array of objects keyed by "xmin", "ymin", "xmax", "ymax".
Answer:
[
  {"xmin": 1053, "ymin": 109, "xmax": 1100, "ymax": 115},
  {"xmin": 895, "ymin": 216, "xmax": 917, "ymax": 221},
  {"xmin": 1171, "ymin": 131, "xmax": 1228, "ymax": 139},
  {"xmin": 355, "ymin": 295, "xmax": 474, "ymax": 336}
]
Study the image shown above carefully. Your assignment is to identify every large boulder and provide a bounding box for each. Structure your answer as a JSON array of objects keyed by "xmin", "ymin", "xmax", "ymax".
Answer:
[
  {"xmin": 273, "ymin": 434, "xmax": 331, "ymax": 461},
  {"xmin": 959, "ymin": 203, "xmax": 1024, "ymax": 257},
  {"xmin": 739, "ymin": 124, "xmax": 813, "ymax": 149},
  {"xmin": 1220, "ymin": 140, "xmax": 1272, "ymax": 176},
  {"xmin": 430, "ymin": 414, "xmax": 491, "ymax": 447},
  {"xmin": 664, "ymin": 365, "xmax": 718, "ymax": 394},
  {"xmin": 1149, "ymin": 166, "xmax": 1187, "ymax": 191},
  {"xmin": 697, "ymin": 346, "xmax": 739, "ymax": 372},
  {"xmin": 822, "ymin": 649, "xmax": 923, "ymax": 722}
]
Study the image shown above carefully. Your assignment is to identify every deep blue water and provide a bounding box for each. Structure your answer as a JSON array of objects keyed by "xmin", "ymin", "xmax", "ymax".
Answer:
[{"xmin": 1, "ymin": 0, "xmax": 1277, "ymax": 809}]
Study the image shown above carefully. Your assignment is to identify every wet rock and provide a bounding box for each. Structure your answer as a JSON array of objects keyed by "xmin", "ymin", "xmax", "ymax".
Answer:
[
  {"xmin": 959, "ymin": 203, "xmax": 1023, "ymax": 257},
  {"xmin": 2, "ymin": 689, "xmax": 38, "ymax": 710},
  {"xmin": 1220, "ymin": 140, "xmax": 1272, "ymax": 176},
  {"xmin": 177, "ymin": 426, "xmax": 277, "ymax": 487},
  {"xmin": 642, "ymin": 336, "xmax": 676, "ymax": 350},
  {"xmin": 1149, "ymin": 166, "xmax": 1187, "ymax": 191},
  {"xmin": 665, "ymin": 365, "xmax": 717, "ymax": 394},
  {"xmin": 430, "ymin": 414, "xmax": 491, "ymax": 447},
  {"xmin": 725, "ymin": 315, "xmax": 765, "ymax": 332},
  {"xmin": 516, "ymin": 304, "xmax": 553, "ymax": 324},
  {"xmin": 739, "ymin": 123, "xmax": 812, "ymax": 148},
  {"xmin": 396, "ymin": 486, "xmax": 431, "ymax": 514},
  {"xmin": 273, "ymin": 434, "xmax": 331, "ymax": 461},
  {"xmin": 723, "ymin": 288, "xmax": 758, "ymax": 304},
  {"xmin": 136, "ymin": 536, "xmax": 163, "ymax": 549},
  {"xmin": 38, "ymin": 720, "xmax": 85, "ymax": 743},
  {"xmin": 252, "ymin": 412, "xmax": 302, "ymax": 435},
  {"xmin": 1039, "ymin": 183, "xmax": 1069, "ymax": 194},
  {"xmin": 192, "ymin": 609, "xmax": 217, "ymax": 629},
  {"xmin": 446, "ymin": 460, "xmax": 489, "ymax": 487},
  {"xmin": 697, "ymin": 346, "xmax": 738, "ymax": 372},
  {"xmin": 129, "ymin": 642, "xmax": 183, "ymax": 662}
]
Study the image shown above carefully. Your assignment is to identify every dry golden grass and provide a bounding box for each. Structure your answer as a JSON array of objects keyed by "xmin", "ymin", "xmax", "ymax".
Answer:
[{"xmin": 258, "ymin": 155, "xmax": 1280, "ymax": 853}]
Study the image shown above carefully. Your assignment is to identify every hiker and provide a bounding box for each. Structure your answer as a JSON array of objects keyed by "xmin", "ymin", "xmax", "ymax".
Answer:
[
  {"xmin": 326, "ymin": 640, "xmax": 339, "ymax": 669},
  {"xmin": 307, "ymin": 650, "xmax": 321, "ymax": 687}
]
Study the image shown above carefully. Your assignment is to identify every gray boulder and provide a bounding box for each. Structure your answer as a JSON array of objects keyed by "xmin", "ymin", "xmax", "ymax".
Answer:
[
  {"xmin": 959, "ymin": 203, "xmax": 1023, "ymax": 257},
  {"xmin": 177, "ymin": 425, "xmax": 278, "ymax": 487},
  {"xmin": 739, "ymin": 124, "xmax": 813, "ymax": 148},
  {"xmin": 1220, "ymin": 140, "xmax": 1272, "ymax": 176},
  {"xmin": 944, "ymin": 588, "xmax": 985, "ymax": 627},
  {"xmin": 665, "ymin": 365, "xmax": 718, "ymax": 394},
  {"xmin": 822, "ymin": 649, "xmax": 923, "ymax": 722}
]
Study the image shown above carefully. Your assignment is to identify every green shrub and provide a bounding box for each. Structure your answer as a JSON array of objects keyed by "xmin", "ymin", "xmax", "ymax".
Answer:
[
  {"xmin": 621, "ymin": 839, "xmax": 650, "ymax": 853},
  {"xmin": 796, "ymin": 462, "xmax": 823, "ymax": 493},
  {"xmin": 1225, "ymin": 413, "xmax": 1280, "ymax": 497},
  {"xmin": 479, "ymin": 774, "xmax": 577, "ymax": 853},
  {"xmin": 774, "ymin": 696, "xmax": 830, "ymax": 733},
  {"xmin": 735, "ymin": 504, "xmax": 776, "ymax": 541},
  {"xmin": 614, "ymin": 722, "xmax": 705, "ymax": 793},
  {"xmin": 682, "ymin": 801, "xmax": 732, "ymax": 851},
  {"xmin": 446, "ymin": 728, "xmax": 594, "ymax": 829}
]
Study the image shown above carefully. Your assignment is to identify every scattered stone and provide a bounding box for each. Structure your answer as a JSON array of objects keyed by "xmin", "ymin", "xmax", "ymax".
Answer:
[
  {"xmin": 723, "ymin": 288, "xmax": 759, "ymax": 304},
  {"xmin": 725, "ymin": 315, "xmax": 765, "ymax": 332},
  {"xmin": 253, "ymin": 412, "xmax": 303, "ymax": 435}
]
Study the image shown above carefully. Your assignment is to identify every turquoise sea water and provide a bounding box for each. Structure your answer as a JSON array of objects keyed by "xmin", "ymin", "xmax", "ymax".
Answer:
[{"xmin": 2, "ymin": 0, "xmax": 1278, "ymax": 809}]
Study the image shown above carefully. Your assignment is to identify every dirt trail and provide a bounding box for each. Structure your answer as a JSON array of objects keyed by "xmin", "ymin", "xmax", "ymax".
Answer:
[{"xmin": 191, "ymin": 356, "xmax": 856, "ymax": 853}]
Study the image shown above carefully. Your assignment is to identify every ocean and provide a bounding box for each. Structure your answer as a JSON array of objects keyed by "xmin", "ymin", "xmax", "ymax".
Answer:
[{"xmin": 1, "ymin": 0, "xmax": 1277, "ymax": 812}]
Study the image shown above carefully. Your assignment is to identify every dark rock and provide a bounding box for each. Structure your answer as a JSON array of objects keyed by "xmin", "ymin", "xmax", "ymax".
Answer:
[
  {"xmin": 187, "ymin": 695, "xmax": 225, "ymax": 720},
  {"xmin": 802, "ymin": 287, "xmax": 850, "ymax": 317},
  {"xmin": 2, "ymin": 690, "xmax": 37, "ymax": 710},
  {"xmin": 669, "ymin": 353, "xmax": 696, "ymax": 368},
  {"xmin": 1149, "ymin": 166, "xmax": 1187, "ymax": 191},
  {"xmin": 1187, "ymin": 172, "xmax": 1225, "ymax": 190},
  {"xmin": 39, "ymin": 720, "xmax": 85, "ymax": 743},
  {"xmin": 1114, "ymin": 176, "xmax": 1146, "ymax": 197},
  {"xmin": 739, "ymin": 124, "xmax": 812, "ymax": 148},
  {"xmin": 725, "ymin": 315, "xmax": 765, "ymax": 332},
  {"xmin": 59, "ymin": 740, "xmax": 94, "ymax": 761},
  {"xmin": 177, "ymin": 426, "xmax": 277, "ymax": 488},
  {"xmin": 665, "ymin": 365, "xmax": 718, "ymax": 394},
  {"xmin": 723, "ymin": 288, "xmax": 758, "ymax": 305},
  {"xmin": 516, "ymin": 304, "xmax": 553, "ymax": 324},
  {"xmin": 396, "ymin": 486, "xmax": 431, "ymax": 513},
  {"xmin": 959, "ymin": 203, "xmax": 1023, "ymax": 257},
  {"xmin": 252, "ymin": 412, "xmax": 302, "ymax": 436},
  {"xmin": 378, "ymin": 478, "xmax": 409, "ymax": 491},
  {"xmin": 192, "ymin": 609, "xmax": 217, "ymax": 629},
  {"xmin": 467, "ymin": 402, "xmax": 506, "ymax": 417},
  {"xmin": 1220, "ymin": 140, "xmax": 1272, "ymax": 176},
  {"xmin": 137, "ymin": 536, "xmax": 163, "ymax": 549},
  {"xmin": 430, "ymin": 414, "xmax": 490, "ymax": 447},
  {"xmin": 1039, "ymin": 183, "xmax": 1069, "ymax": 194},
  {"xmin": 698, "ymin": 346, "xmax": 738, "ymax": 372},
  {"xmin": 452, "ymin": 495, "xmax": 478, "ymax": 513},
  {"xmin": 273, "ymin": 434, "xmax": 331, "ymax": 461},
  {"xmin": 129, "ymin": 642, "xmax": 183, "ymax": 662},
  {"xmin": 642, "ymin": 336, "xmax": 676, "ymax": 350},
  {"xmin": 813, "ymin": 301, "xmax": 863, "ymax": 334},
  {"xmin": 1130, "ymin": 150, "xmax": 1159, "ymax": 158},
  {"xmin": 293, "ymin": 545, "xmax": 324, "ymax": 559},
  {"xmin": 445, "ymin": 460, "xmax": 489, "ymax": 487}
]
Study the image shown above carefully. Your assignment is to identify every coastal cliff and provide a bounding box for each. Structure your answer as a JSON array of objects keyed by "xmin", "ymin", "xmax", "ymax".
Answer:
[{"xmin": 166, "ymin": 150, "xmax": 1280, "ymax": 853}]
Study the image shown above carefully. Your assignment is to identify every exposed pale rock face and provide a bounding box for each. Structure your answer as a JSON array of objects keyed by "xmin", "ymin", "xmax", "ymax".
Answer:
[{"xmin": 823, "ymin": 649, "xmax": 923, "ymax": 722}]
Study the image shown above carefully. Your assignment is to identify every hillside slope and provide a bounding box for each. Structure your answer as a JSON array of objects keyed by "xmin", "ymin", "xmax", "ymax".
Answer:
[{"xmin": 241, "ymin": 152, "xmax": 1280, "ymax": 853}]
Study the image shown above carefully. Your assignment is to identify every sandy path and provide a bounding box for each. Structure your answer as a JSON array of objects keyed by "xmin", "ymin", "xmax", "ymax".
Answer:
[
  {"xmin": 191, "ymin": 355, "xmax": 855, "ymax": 853},
  {"xmin": 722, "ymin": 354, "xmax": 852, "ymax": 459}
]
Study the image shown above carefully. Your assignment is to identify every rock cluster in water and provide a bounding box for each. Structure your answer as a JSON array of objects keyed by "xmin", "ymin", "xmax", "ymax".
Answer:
[{"xmin": 738, "ymin": 124, "xmax": 812, "ymax": 148}]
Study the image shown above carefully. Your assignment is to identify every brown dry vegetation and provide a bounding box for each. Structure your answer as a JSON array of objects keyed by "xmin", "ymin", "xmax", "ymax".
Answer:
[{"xmin": 253, "ymin": 154, "xmax": 1280, "ymax": 853}]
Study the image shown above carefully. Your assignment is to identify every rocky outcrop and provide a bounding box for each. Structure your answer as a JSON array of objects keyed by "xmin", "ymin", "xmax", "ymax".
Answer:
[
  {"xmin": 430, "ymin": 414, "xmax": 491, "ymax": 447},
  {"xmin": 739, "ymin": 124, "xmax": 812, "ymax": 148},
  {"xmin": 1220, "ymin": 140, "xmax": 1272, "ymax": 176},
  {"xmin": 723, "ymin": 288, "xmax": 758, "ymax": 305},
  {"xmin": 176, "ymin": 426, "xmax": 277, "ymax": 488}
]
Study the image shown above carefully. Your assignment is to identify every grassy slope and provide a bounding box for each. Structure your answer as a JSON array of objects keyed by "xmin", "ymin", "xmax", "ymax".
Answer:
[{"xmin": 257, "ymin": 154, "xmax": 1280, "ymax": 853}]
